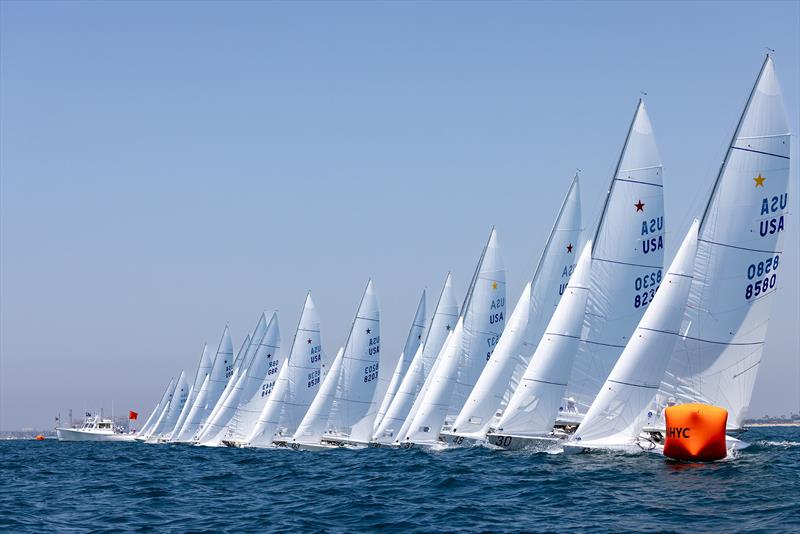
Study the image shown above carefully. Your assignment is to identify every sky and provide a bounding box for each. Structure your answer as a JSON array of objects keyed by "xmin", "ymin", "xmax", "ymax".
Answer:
[{"xmin": 1, "ymin": 1, "xmax": 798, "ymax": 430}]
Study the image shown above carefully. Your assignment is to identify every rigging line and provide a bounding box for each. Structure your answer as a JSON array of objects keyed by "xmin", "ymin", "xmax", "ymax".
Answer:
[
  {"xmin": 522, "ymin": 378, "xmax": 568, "ymax": 387},
  {"xmin": 698, "ymin": 238, "xmax": 783, "ymax": 254},
  {"xmin": 614, "ymin": 178, "xmax": 663, "ymax": 188},
  {"xmin": 641, "ymin": 327, "xmax": 765, "ymax": 346},
  {"xmin": 607, "ymin": 379, "xmax": 659, "ymax": 390},
  {"xmin": 730, "ymin": 145, "xmax": 790, "ymax": 159},
  {"xmin": 592, "ymin": 257, "xmax": 662, "ymax": 269}
]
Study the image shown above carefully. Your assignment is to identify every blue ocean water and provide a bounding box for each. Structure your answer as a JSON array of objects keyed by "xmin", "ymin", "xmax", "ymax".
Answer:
[{"xmin": 2, "ymin": 427, "xmax": 799, "ymax": 532}]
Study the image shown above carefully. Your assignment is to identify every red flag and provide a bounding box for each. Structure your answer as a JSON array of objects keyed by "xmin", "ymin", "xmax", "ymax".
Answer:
[{"xmin": 129, "ymin": 410, "xmax": 138, "ymax": 420}]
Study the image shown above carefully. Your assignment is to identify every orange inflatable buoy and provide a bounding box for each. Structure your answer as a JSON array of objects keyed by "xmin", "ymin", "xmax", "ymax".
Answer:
[
  {"xmin": 35, "ymin": 435, "xmax": 46, "ymax": 441},
  {"xmin": 663, "ymin": 403, "xmax": 727, "ymax": 462}
]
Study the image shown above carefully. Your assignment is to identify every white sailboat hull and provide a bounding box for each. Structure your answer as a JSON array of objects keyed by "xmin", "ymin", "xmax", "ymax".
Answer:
[
  {"xmin": 56, "ymin": 428, "xmax": 135, "ymax": 442},
  {"xmin": 484, "ymin": 432, "xmax": 564, "ymax": 451}
]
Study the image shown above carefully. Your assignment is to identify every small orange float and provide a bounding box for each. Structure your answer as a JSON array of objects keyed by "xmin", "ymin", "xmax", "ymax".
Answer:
[
  {"xmin": 663, "ymin": 403, "xmax": 727, "ymax": 462},
  {"xmin": 35, "ymin": 435, "xmax": 46, "ymax": 441}
]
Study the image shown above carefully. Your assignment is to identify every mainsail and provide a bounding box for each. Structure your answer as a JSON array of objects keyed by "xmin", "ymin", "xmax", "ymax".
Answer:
[
  {"xmin": 324, "ymin": 279, "xmax": 381, "ymax": 444},
  {"xmin": 373, "ymin": 273, "xmax": 459, "ymax": 443},
  {"xmin": 565, "ymin": 99, "xmax": 665, "ymax": 415},
  {"xmin": 173, "ymin": 325, "xmax": 237, "ymax": 442},
  {"xmin": 373, "ymin": 290, "xmax": 427, "ymax": 432},
  {"xmin": 660, "ymin": 55, "xmax": 790, "ymax": 430},
  {"xmin": 571, "ymin": 221, "xmax": 699, "ymax": 449},
  {"xmin": 453, "ymin": 176, "xmax": 582, "ymax": 437},
  {"xmin": 494, "ymin": 241, "xmax": 592, "ymax": 437},
  {"xmin": 248, "ymin": 293, "xmax": 324, "ymax": 447}
]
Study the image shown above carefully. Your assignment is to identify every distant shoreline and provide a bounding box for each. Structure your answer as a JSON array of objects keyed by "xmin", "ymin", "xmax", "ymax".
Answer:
[{"xmin": 745, "ymin": 422, "xmax": 800, "ymax": 428}]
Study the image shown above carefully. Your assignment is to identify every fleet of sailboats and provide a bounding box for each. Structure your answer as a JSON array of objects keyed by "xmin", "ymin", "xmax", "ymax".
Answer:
[{"xmin": 122, "ymin": 56, "xmax": 791, "ymax": 458}]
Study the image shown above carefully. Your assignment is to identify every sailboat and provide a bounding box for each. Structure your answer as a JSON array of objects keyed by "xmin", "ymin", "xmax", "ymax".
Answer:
[
  {"xmin": 285, "ymin": 347, "xmax": 345, "ymax": 450},
  {"xmin": 172, "ymin": 325, "xmax": 237, "ymax": 443},
  {"xmin": 146, "ymin": 370, "xmax": 190, "ymax": 443},
  {"xmin": 372, "ymin": 291, "xmax": 427, "ymax": 433},
  {"xmin": 199, "ymin": 312, "xmax": 281, "ymax": 447},
  {"xmin": 247, "ymin": 293, "xmax": 325, "ymax": 448},
  {"xmin": 372, "ymin": 273, "xmax": 459, "ymax": 444},
  {"xmin": 657, "ymin": 55, "xmax": 790, "ymax": 433},
  {"xmin": 139, "ymin": 375, "xmax": 179, "ymax": 441},
  {"xmin": 136, "ymin": 377, "xmax": 174, "ymax": 439},
  {"xmin": 486, "ymin": 241, "xmax": 592, "ymax": 449},
  {"xmin": 448, "ymin": 175, "xmax": 582, "ymax": 443},
  {"xmin": 401, "ymin": 228, "xmax": 506, "ymax": 447},
  {"xmin": 169, "ymin": 344, "xmax": 212, "ymax": 441},
  {"xmin": 562, "ymin": 99, "xmax": 665, "ymax": 423},
  {"xmin": 563, "ymin": 222, "xmax": 699, "ymax": 453},
  {"xmin": 194, "ymin": 315, "xmax": 267, "ymax": 443},
  {"xmin": 289, "ymin": 279, "xmax": 380, "ymax": 450}
]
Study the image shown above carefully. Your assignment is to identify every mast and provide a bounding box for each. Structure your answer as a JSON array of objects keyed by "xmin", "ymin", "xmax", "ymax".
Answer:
[
  {"xmin": 592, "ymin": 99, "xmax": 642, "ymax": 249},
  {"xmin": 699, "ymin": 54, "xmax": 772, "ymax": 228},
  {"xmin": 530, "ymin": 173, "xmax": 579, "ymax": 290},
  {"xmin": 459, "ymin": 227, "xmax": 492, "ymax": 317}
]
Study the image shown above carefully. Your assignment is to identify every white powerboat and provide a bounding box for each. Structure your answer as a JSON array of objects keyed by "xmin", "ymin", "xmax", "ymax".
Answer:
[{"xmin": 56, "ymin": 415, "xmax": 135, "ymax": 442}]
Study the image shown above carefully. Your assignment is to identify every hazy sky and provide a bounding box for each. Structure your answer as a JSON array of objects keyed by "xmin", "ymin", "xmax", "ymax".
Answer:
[{"xmin": 1, "ymin": 1, "xmax": 798, "ymax": 430}]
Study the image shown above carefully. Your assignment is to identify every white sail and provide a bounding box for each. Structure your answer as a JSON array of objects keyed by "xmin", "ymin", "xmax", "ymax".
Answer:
[
  {"xmin": 374, "ymin": 273, "xmax": 459, "ymax": 442},
  {"xmin": 292, "ymin": 347, "xmax": 344, "ymax": 446},
  {"xmin": 572, "ymin": 221, "xmax": 699, "ymax": 449},
  {"xmin": 495, "ymin": 241, "xmax": 592, "ymax": 437},
  {"xmin": 402, "ymin": 229, "xmax": 505, "ymax": 444},
  {"xmin": 373, "ymin": 291, "xmax": 427, "ymax": 432},
  {"xmin": 142, "ymin": 376, "xmax": 178, "ymax": 439},
  {"xmin": 324, "ymin": 279, "xmax": 381, "ymax": 443},
  {"xmin": 565, "ymin": 100, "xmax": 665, "ymax": 415},
  {"xmin": 248, "ymin": 293, "xmax": 325, "ymax": 446},
  {"xmin": 200, "ymin": 312, "xmax": 280, "ymax": 446},
  {"xmin": 660, "ymin": 56, "xmax": 790, "ymax": 430},
  {"xmin": 174, "ymin": 326, "xmax": 237, "ymax": 442},
  {"xmin": 402, "ymin": 318, "xmax": 465, "ymax": 444},
  {"xmin": 138, "ymin": 377, "xmax": 174, "ymax": 436},
  {"xmin": 148, "ymin": 370, "xmax": 190, "ymax": 441},
  {"xmin": 452, "ymin": 282, "xmax": 531, "ymax": 437},
  {"xmin": 451, "ymin": 228, "xmax": 506, "ymax": 416},
  {"xmin": 453, "ymin": 176, "xmax": 583, "ymax": 437},
  {"xmin": 195, "ymin": 315, "xmax": 268, "ymax": 442},
  {"xmin": 170, "ymin": 344, "xmax": 212, "ymax": 440}
]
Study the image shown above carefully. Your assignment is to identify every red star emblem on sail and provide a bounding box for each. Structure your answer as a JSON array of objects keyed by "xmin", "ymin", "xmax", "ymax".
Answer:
[
  {"xmin": 566, "ymin": 243, "xmax": 573, "ymax": 253},
  {"xmin": 635, "ymin": 200, "xmax": 645, "ymax": 212}
]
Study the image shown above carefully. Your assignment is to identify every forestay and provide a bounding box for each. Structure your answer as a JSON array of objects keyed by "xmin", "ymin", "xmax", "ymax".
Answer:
[
  {"xmin": 572, "ymin": 221, "xmax": 699, "ymax": 449},
  {"xmin": 565, "ymin": 100, "xmax": 665, "ymax": 415},
  {"xmin": 660, "ymin": 56, "xmax": 790, "ymax": 430}
]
